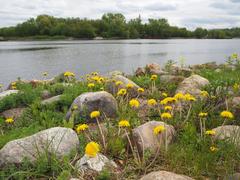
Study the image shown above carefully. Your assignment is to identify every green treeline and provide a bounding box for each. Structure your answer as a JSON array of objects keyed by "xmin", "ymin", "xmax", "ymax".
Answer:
[{"xmin": 0, "ymin": 13, "xmax": 240, "ymax": 39}]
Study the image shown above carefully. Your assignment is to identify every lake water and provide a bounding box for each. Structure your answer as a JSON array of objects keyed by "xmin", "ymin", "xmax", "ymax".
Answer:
[{"xmin": 0, "ymin": 39, "xmax": 240, "ymax": 86}]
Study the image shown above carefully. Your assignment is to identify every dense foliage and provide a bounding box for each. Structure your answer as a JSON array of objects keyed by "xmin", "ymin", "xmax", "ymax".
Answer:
[{"xmin": 1, "ymin": 13, "xmax": 240, "ymax": 39}]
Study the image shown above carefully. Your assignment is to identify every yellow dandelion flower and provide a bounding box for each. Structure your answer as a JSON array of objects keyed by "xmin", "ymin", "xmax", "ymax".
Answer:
[
  {"xmin": 164, "ymin": 106, "xmax": 172, "ymax": 111},
  {"xmin": 162, "ymin": 92, "xmax": 168, "ymax": 97},
  {"xmin": 161, "ymin": 112, "xmax": 172, "ymax": 119},
  {"xmin": 200, "ymin": 91, "xmax": 209, "ymax": 97},
  {"xmin": 147, "ymin": 99, "xmax": 157, "ymax": 106},
  {"xmin": 72, "ymin": 105, "xmax": 78, "ymax": 111},
  {"xmin": 42, "ymin": 72, "xmax": 48, "ymax": 76},
  {"xmin": 220, "ymin": 111, "xmax": 234, "ymax": 119},
  {"xmin": 160, "ymin": 97, "xmax": 177, "ymax": 105},
  {"xmin": 198, "ymin": 112, "xmax": 208, "ymax": 117},
  {"xmin": 184, "ymin": 93, "xmax": 196, "ymax": 101},
  {"xmin": 129, "ymin": 99, "xmax": 140, "ymax": 108},
  {"xmin": 85, "ymin": 141, "xmax": 100, "ymax": 157},
  {"xmin": 210, "ymin": 146, "xmax": 218, "ymax": 152},
  {"xmin": 76, "ymin": 124, "xmax": 89, "ymax": 133},
  {"xmin": 90, "ymin": 111, "xmax": 100, "ymax": 118},
  {"xmin": 5, "ymin": 117, "xmax": 14, "ymax": 124},
  {"xmin": 117, "ymin": 88, "xmax": 127, "ymax": 96},
  {"xmin": 153, "ymin": 125, "xmax": 166, "ymax": 135},
  {"xmin": 174, "ymin": 93, "xmax": 185, "ymax": 100},
  {"xmin": 137, "ymin": 88, "xmax": 145, "ymax": 93},
  {"xmin": 126, "ymin": 83, "xmax": 134, "ymax": 89},
  {"xmin": 115, "ymin": 81, "xmax": 123, "ymax": 86},
  {"xmin": 205, "ymin": 130, "xmax": 216, "ymax": 136},
  {"xmin": 64, "ymin": 71, "xmax": 75, "ymax": 77},
  {"xmin": 88, "ymin": 83, "xmax": 95, "ymax": 88},
  {"xmin": 118, "ymin": 120, "xmax": 130, "ymax": 127},
  {"xmin": 150, "ymin": 74, "xmax": 157, "ymax": 81}
]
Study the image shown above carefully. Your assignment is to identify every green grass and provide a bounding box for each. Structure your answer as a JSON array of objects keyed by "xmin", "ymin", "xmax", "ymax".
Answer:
[{"xmin": 0, "ymin": 66, "xmax": 240, "ymax": 179}]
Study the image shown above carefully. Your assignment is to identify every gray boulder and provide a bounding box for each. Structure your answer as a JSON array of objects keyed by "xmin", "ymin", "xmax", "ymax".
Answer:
[
  {"xmin": 66, "ymin": 91, "xmax": 118, "ymax": 123},
  {"xmin": 212, "ymin": 125, "xmax": 240, "ymax": 147},
  {"xmin": 132, "ymin": 121, "xmax": 175, "ymax": 153},
  {"xmin": 0, "ymin": 127, "xmax": 79, "ymax": 166},
  {"xmin": 41, "ymin": 95, "xmax": 62, "ymax": 105},
  {"xmin": 106, "ymin": 75, "xmax": 141, "ymax": 98},
  {"xmin": 140, "ymin": 171, "xmax": 194, "ymax": 180},
  {"xmin": 145, "ymin": 63, "xmax": 168, "ymax": 75},
  {"xmin": 170, "ymin": 65, "xmax": 192, "ymax": 76},
  {"xmin": 76, "ymin": 153, "xmax": 117, "ymax": 172},
  {"xmin": 176, "ymin": 74, "xmax": 210, "ymax": 96}
]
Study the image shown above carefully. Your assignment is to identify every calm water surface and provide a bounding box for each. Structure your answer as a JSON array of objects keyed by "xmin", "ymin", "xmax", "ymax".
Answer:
[{"xmin": 0, "ymin": 39, "xmax": 240, "ymax": 86}]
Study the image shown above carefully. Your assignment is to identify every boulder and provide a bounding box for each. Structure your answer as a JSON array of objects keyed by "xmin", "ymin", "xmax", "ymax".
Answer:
[
  {"xmin": 140, "ymin": 171, "xmax": 194, "ymax": 180},
  {"xmin": 0, "ymin": 90, "xmax": 19, "ymax": 100},
  {"xmin": 41, "ymin": 95, "xmax": 62, "ymax": 105},
  {"xmin": 145, "ymin": 63, "xmax": 168, "ymax": 75},
  {"xmin": 106, "ymin": 75, "xmax": 141, "ymax": 98},
  {"xmin": 176, "ymin": 75, "xmax": 210, "ymax": 96},
  {"xmin": 224, "ymin": 173, "xmax": 240, "ymax": 180},
  {"xmin": 0, "ymin": 127, "xmax": 79, "ymax": 166},
  {"xmin": 0, "ymin": 108, "xmax": 25, "ymax": 120},
  {"xmin": 230, "ymin": 97, "xmax": 240, "ymax": 108},
  {"xmin": 160, "ymin": 75, "xmax": 185, "ymax": 84},
  {"xmin": 170, "ymin": 65, "xmax": 192, "ymax": 76},
  {"xmin": 135, "ymin": 67, "xmax": 145, "ymax": 76},
  {"xmin": 41, "ymin": 90, "xmax": 52, "ymax": 100},
  {"xmin": 75, "ymin": 153, "xmax": 117, "ymax": 172},
  {"xmin": 132, "ymin": 121, "xmax": 175, "ymax": 153},
  {"xmin": 108, "ymin": 71, "xmax": 124, "ymax": 77},
  {"xmin": 66, "ymin": 91, "xmax": 117, "ymax": 123},
  {"xmin": 212, "ymin": 125, "xmax": 240, "ymax": 147}
]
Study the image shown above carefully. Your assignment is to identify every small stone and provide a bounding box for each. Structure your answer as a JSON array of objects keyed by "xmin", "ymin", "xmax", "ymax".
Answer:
[
  {"xmin": 0, "ymin": 108, "xmax": 25, "ymax": 120},
  {"xmin": 41, "ymin": 95, "xmax": 62, "ymax": 105},
  {"xmin": 75, "ymin": 154, "xmax": 117, "ymax": 172},
  {"xmin": 0, "ymin": 90, "xmax": 19, "ymax": 100},
  {"xmin": 140, "ymin": 171, "xmax": 194, "ymax": 180}
]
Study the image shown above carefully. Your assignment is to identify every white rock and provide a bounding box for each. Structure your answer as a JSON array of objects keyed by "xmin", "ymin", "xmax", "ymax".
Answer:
[
  {"xmin": 76, "ymin": 153, "xmax": 117, "ymax": 172},
  {"xmin": 140, "ymin": 171, "xmax": 194, "ymax": 180},
  {"xmin": 0, "ymin": 90, "xmax": 19, "ymax": 100}
]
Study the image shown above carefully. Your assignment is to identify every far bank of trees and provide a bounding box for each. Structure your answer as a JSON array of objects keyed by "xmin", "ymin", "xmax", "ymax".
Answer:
[{"xmin": 0, "ymin": 13, "xmax": 240, "ymax": 39}]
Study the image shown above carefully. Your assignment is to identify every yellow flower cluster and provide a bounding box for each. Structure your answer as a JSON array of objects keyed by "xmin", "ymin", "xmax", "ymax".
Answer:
[
  {"xmin": 161, "ymin": 112, "xmax": 172, "ymax": 119},
  {"xmin": 174, "ymin": 93, "xmax": 185, "ymax": 100},
  {"xmin": 198, "ymin": 112, "xmax": 208, "ymax": 117},
  {"xmin": 184, "ymin": 93, "xmax": 196, "ymax": 101},
  {"xmin": 118, "ymin": 120, "xmax": 130, "ymax": 127},
  {"xmin": 160, "ymin": 97, "xmax": 177, "ymax": 105},
  {"xmin": 210, "ymin": 146, "xmax": 218, "ymax": 152},
  {"xmin": 117, "ymin": 88, "xmax": 127, "ymax": 96},
  {"xmin": 220, "ymin": 111, "xmax": 234, "ymax": 119},
  {"xmin": 153, "ymin": 125, "xmax": 166, "ymax": 135},
  {"xmin": 129, "ymin": 99, "xmax": 140, "ymax": 108},
  {"xmin": 64, "ymin": 71, "xmax": 75, "ymax": 77},
  {"xmin": 76, "ymin": 124, "xmax": 89, "ymax": 133},
  {"xmin": 5, "ymin": 117, "xmax": 14, "ymax": 124},
  {"xmin": 11, "ymin": 82, "xmax": 17, "ymax": 90},
  {"xmin": 205, "ymin": 130, "xmax": 216, "ymax": 136},
  {"xmin": 147, "ymin": 99, "xmax": 157, "ymax": 106},
  {"xmin": 90, "ymin": 111, "xmax": 100, "ymax": 118},
  {"xmin": 85, "ymin": 141, "xmax": 100, "ymax": 157}
]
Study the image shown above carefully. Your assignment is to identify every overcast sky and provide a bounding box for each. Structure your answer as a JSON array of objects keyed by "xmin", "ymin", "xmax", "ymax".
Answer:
[{"xmin": 0, "ymin": 0, "xmax": 240, "ymax": 29}]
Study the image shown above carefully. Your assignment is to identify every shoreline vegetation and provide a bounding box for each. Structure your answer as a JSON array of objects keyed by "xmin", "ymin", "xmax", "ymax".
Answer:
[
  {"xmin": 1, "ymin": 54, "xmax": 240, "ymax": 179},
  {"xmin": 1, "ymin": 13, "xmax": 240, "ymax": 41}
]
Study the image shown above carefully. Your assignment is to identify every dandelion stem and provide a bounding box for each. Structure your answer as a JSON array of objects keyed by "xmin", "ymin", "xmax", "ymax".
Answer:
[{"xmin": 96, "ymin": 118, "xmax": 106, "ymax": 151}]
